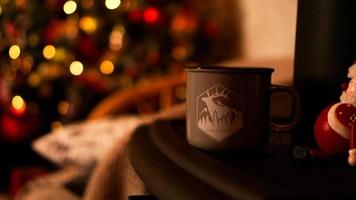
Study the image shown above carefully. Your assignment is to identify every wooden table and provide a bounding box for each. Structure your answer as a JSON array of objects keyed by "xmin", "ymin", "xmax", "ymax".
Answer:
[{"xmin": 129, "ymin": 119, "xmax": 356, "ymax": 200}]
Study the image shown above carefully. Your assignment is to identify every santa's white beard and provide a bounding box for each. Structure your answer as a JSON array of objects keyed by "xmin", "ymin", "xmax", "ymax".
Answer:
[{"xmin": 340, "ymin": 91, "xmax": 356, "ymax": 106}]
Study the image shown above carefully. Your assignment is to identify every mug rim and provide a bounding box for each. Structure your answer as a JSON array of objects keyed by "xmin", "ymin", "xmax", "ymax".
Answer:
[{"xmin": 185, "ymin": 66, "xmax": 274, "ymax": 73}]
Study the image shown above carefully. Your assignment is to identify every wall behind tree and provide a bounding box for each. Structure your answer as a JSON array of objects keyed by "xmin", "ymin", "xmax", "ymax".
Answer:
[{"xmin": 237, "ymin": 0, "xmax": 297, "ymax": 60}]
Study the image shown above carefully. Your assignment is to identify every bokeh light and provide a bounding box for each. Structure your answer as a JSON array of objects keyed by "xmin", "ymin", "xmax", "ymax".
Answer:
[
  {"xmin": 172, "ymin": 46, "xmax": 188, "ymax": 61},
  {"xmin": 43, "ymin": 45, "xmax": 56, "ymax": 59},
  {"xmin": 100, "ymin": 60, "xmax": 115, "ymax": 75},
  {"xmin": 28, "ymin": 73, "xmax": 41, "ymax": 87},
  {"xmin": 69, "ymin": 61, "xmax": 84, "ymax": 76},
  {"xmin": 63, "ymin": 0, "xmax": 77, "ymax": 14},
  {"xmin": 12, "ymin": 95, "xmax": 26, "ymax": 115},
  {"xmin": 9, "ymin": 45, "xmax": 21, "ymax": 59},
  {"xmin": 51, "ymin": 121, "xmax": 63, "ymax": 130},
  {"xmin": 66, "ymin": 16, "xmax": 79, "ymax": 39},
  {"xmin": 81, "ymin": 0, "xmax": 94, "ymax": 9},
  {"xmin": 53, "ymin": 47, "xmax": 67, "ymax": 61},
  {"xmin": 21, "ymin": 56, "xmax": 34, "ymax": 74},
  {"xmin": 109, "ymin": 26, "xmax": 125, "ymax": 51},
  {"xmin": 170, "ymin": 14, "xmax": 197, "ymax": 33},
  {"xmin": 58, "ymin": 101, "xmax": 70, "ymax": 115},
  {"xmin": 79, "ymin": 16, "xmax": 98, "ymax": 34},
  {"xmin": 143, "ymin": 7, "xmax": 159, "ymax": 24},
  {"xmin": 105, "ymin": 0, "xmax": 121, "ymax": 10}
]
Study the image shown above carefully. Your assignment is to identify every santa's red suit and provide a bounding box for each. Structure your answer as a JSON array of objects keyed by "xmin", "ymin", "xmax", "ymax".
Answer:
[
  {"xmin": 314, "ymin": 102, "xmax": 356, "ymax": 156},
  {"xmin": 313, "ymin": 65, "xmax": 356, "ymax": 166}
]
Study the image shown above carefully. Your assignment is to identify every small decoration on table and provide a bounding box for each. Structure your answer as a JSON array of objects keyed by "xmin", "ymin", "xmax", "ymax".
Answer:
[{"xmin": 303, "ymin": 62, "xmax": 356, "ymax": 166}]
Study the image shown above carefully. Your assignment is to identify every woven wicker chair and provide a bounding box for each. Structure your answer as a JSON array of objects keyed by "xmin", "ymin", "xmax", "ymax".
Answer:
[{"xmin": 88, "ymin": 72, "xmax": 187, "ymax": 120}]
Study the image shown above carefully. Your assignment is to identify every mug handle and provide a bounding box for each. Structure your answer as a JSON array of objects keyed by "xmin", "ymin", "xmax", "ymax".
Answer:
[{"xmin": 269, "ymin": 85, "xmax": 300, "ymax": 132}]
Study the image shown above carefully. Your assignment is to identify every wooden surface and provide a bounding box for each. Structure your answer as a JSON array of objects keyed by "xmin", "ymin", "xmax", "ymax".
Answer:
[{"xmin": 129, "ymin": 119, "xmax": 356, "ymax": 200}]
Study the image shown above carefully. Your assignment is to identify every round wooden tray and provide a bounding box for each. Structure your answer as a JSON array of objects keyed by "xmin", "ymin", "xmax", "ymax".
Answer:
[{"xmin": 129, "ymin": 119, "xmax": 356, "ymax": 200}]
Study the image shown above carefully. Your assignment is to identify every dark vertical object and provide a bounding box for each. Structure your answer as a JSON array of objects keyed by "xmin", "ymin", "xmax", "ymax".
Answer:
[{"xmin": 293, "ymin": 0, "xmax": 356, "ymax": 145}]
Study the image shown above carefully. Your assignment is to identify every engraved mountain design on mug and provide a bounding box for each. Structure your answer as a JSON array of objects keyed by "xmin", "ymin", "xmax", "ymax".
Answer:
[{"xmin": 197, "ymin": 84, "xmax": 243, "ymax": 141}]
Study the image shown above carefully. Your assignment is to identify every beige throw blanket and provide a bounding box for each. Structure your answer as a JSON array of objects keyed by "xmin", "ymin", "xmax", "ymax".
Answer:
[{"xmin": 16, "ymin": 104, "xmax": 186, "ymax": 200}]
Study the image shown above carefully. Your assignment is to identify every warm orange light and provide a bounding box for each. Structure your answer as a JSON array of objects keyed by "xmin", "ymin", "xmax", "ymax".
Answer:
[
  {"xmin": 58, "ymin": 101, "xmax": 70, "ymax": 115},
  {"xmin": 100, "ymin": 60, "xmax": 115, "ymax": 75},
  {"xmin": 79, "ymin": 16, "xmax": 98, "ymax": 34},
  {"xmin": 172, "ymin": 46, "xmax": 188, "ymax": 61},
  {"xmin": 11, "ymin": 95, "xmax": 26, "ymax": 115},
  {"xmin": 43, "ymin": 45, "xmax": 56, "ymax": 59},
  {"xmin": 81, "ymin": 0, "xmax": 94, "ymax": 9},
  {"xmin": 171, "ymin": 15, "xmax": 196, "ymax": 33},
  {"xmin": 51, "ymin": 121, "xmax": 63, "ymax": 130},
  {"xmin": 109, "ymin": 30, "xmax": 124, "ymax": 51},
  {"xmin": 65, "ymin": 17, "xmax": 79, "ymax": 39},
  {"xmin": 172, "ymin": 17, "xmax": 185, "ymax": 31},
  {"xmin": 53, "ymin": 47, "xmax": 67, "ymax": 61},
  {"xmin": 9, "ymin": 45, "xmax": 21, "ymax": 59}
]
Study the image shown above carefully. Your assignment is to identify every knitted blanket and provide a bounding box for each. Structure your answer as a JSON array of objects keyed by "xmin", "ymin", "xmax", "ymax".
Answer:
[{"xmin": 16, "ymin": 104, "xmax": 186, "ymax": 200}]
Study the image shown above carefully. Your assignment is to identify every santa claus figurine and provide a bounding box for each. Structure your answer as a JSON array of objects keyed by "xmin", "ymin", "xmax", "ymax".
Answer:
[{"xmin": 313, "ymin": 62, "xmax": 356, "ymax": 166}]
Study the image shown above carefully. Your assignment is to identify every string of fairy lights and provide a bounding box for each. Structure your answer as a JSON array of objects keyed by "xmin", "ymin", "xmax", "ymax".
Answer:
[
  {"xmin": 0, "ymin": 0, "xmax": 223, "ymax": 138},
  {"xmin": 2, "ymin": 0, "xmax": 128, "ymax": 129},
  {"xmin": 7, "ymin": 0, "xmax": 123, "ymax": 76}
]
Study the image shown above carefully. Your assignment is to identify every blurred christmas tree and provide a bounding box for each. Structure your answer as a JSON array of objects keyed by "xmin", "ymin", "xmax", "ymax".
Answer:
[{"xmin": 0, "ymin": 0, "xmax": 233, "ymax": 143}]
